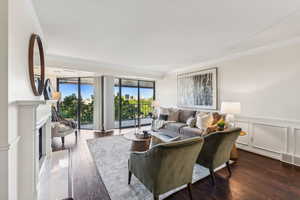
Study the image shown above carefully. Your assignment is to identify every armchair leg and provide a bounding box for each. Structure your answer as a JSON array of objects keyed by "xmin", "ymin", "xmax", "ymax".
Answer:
[
  {"xmin": 61, "ymin": 137, "xmax": 65, "ymax": 146},
  {"xmin": 128, "ymin": 171, "xmax": 132, "ymax": 185},
  {"xmin": 187, "ymin": 183, "xmax": 193, "ymax": 200},
  {"xmin": 153, "ymin": 194, "xmax": 159, "ymax": 200},
  {"xmin": 75, "ymin": 130, "xmax": 78, "ymax": 138},
  {"xmin": 226, "ymin": 161, "xmax": 232, "ymax": 177},
  {"xmin": 209, "ymin": 168, "xmax": 216, "ymax": 186}
]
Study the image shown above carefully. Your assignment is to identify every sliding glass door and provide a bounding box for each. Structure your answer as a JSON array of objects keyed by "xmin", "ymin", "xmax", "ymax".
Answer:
[
  {"xmin": 79, "ymin": 78, "xmax": 95, "ymax": 129},
  {"xmin": 139, "ymin": 81, "xmax": 155, "ymax": 126},
  {"xmin": 57, "ymin": 78, "xmax": 79, "ymax": 124},
  {"xmin": 57, "ymin": 77, "xmax": 95, "ymax": 130},
  {"xmin": 114, "ymin": 78, "xmax": 155, "ymax": 129}
]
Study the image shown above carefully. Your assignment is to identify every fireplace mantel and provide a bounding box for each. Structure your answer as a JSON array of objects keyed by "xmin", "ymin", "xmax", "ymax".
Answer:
[{"xmin": 15, "ymin": 99, "xmax": 56, "ymax": 200}]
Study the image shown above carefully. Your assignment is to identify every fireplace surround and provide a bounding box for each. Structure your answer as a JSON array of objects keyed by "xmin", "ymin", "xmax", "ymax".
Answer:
[{"xmin": 16, "ymin": 100, "xmax": 56, "ymax": 200}]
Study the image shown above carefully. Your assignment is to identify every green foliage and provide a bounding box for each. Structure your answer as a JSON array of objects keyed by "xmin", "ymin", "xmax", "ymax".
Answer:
[
  {"xmin": 59, "ymin": 93, "xmax": 153, "ymax": 125},
  {"xmin": 217, "ymin": 120, "xmax": 225, "ymax": 127},
  {"xmin": 114, "ymin": 95, "xmax": 153, "ymax": 121},
  {"xmin": 60, "ymin": 94, "xmax": 78, "ymax": 120},
  {"xmin": 59, "ymin": 93, "xmax": 94, "ymax": 125}
]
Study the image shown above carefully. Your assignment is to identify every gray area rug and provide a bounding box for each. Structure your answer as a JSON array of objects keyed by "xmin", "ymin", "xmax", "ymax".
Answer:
[{"xmin": 87, "ymin": 136, "xmax": 220, "ymax": 200}]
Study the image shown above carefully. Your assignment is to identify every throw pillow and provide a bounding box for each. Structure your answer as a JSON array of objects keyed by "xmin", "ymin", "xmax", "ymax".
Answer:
[
  {"xmin": 168, "ymin": 109, "xmax": 179, "ymax": 121},
  {"xmin": 151, "ymin": 119, "xmax": 167, "ymax": 131},
  {"xmin": 196, "ymin": 114, "xmax": 210, "ymax": 130},
  {"xmin": 186, "ymin": 117, "xmax": 196, "ymax": 128}
]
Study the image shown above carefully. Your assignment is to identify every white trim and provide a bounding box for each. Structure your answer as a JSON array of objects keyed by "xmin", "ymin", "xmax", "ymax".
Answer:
[
  {"xmin": 0, "ymin": 136, "xmax": 21, "ymax": 151},
  {"xmin": 293, "ymin": 128, "xmax": 300, "ymax": 165},
  {"xmin": 233, "ymin": 115, "xmax": 300, "ymax": 166},
  {"xmin": 235, "ymin": 120, "xmax": 250, "ymax": 146},
  {"xmin": 237, "ymin": 115, "xmax": 300, "ymax": 126},
  {"xmin": 14, "ymin": 100, "xmax": 46, "ymax": 106},
  {"xmin": 36, "ymin": 113, "xmax": 51, "ymax": 129},
  {"xmin": 252, "ymin": 122, "xmax": 288, "ymax": 154}
]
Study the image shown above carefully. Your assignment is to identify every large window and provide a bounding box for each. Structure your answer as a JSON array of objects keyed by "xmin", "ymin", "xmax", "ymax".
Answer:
[
  {"xmin": 114, "ymin": 78, "xmax": 155, "ymax": 129},
  {"xmin": 57, "ymin": 77, "xmax": 95, "ymax": 130}
]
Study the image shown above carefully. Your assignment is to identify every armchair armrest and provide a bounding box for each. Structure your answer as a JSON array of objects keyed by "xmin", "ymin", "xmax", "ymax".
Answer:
[
  {"xmin": 129, "ymin": 151, "xmax": 152, "ymax": 172},
  {"xmin": 128, "ymin": 150, "xmax": 159, "ymax": 190},
  {"xmin": 51, "ymin": 122, "xmax": 61, "ymax": 137}
]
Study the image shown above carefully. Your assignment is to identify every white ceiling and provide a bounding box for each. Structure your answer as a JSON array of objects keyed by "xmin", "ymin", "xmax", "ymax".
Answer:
[{"xmin": 34, "ymin": 0, "xmax": 300, "ymax": 78}]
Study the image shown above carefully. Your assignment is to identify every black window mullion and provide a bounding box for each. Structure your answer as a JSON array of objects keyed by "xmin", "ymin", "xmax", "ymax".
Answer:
[
  {"xmin": 78, "ymin": 78, "xmax": 81, "ymax": 129},
  {"xmin": 119, "ymin": 78, "xmax": 122, "ymax": 129},
  {"xmin": 57, "ymin": 78, "xmax": 60, "ymax": 112},
  {"xmin": 137, "ymin": 80, "xmax": 141, "ymax": 128}
]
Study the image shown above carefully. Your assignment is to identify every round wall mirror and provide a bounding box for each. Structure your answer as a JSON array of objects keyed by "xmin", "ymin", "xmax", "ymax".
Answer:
[{"xmin": 28, "ymin": 33, "xmax": 45, "ymax": 96}]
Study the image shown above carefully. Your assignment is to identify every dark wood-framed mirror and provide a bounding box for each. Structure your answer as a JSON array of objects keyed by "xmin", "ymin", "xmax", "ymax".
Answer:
[{"xmin": 28, "ymin": 33, "xmax": 45, "ymax": 96}]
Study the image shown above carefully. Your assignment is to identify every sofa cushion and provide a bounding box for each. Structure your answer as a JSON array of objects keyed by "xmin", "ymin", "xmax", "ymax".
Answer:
[
  {"xmin": 157, "ymin": 128, "xmax": 181, "ymax": 138},
  {"xmin": 165, "ymin": 122, "xmax": 187, "ymax": 133},
  {"xmin": 178, "ymin": 110, "xmax": 196, "ymax": 123},
  {"xmin": 180, "ymin": 127, "xmax": 204, "ymax": 138}
]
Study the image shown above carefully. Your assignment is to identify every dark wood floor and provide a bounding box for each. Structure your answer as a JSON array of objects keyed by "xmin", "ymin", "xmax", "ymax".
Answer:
[{"xmin": 52, "ymin": 130, "xmax": 300, "ymax": 200}]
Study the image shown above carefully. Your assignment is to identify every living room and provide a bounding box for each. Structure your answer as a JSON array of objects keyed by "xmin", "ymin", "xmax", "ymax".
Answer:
[{"xmin": 1, "ymin": 0, "xmax": 300, "ymax": 200}]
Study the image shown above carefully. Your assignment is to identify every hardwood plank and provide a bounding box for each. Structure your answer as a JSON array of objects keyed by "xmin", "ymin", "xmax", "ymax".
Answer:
[{"xmin": 52, "ymin": 129, "xmax": 300, "ymax": 200}]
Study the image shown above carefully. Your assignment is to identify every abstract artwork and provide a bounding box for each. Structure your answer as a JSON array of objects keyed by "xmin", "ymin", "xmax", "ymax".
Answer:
[{"xmin": 177, "ymin": 68, "xmax": 218, "ymax": 109}]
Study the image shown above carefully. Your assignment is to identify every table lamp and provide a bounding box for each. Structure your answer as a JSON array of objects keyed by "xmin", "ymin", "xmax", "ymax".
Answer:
[
  {"xmin": 52, "ymin": 91, "xmax": 61, "ymax": 101},
  {"xmin": 220, "ymin": 102, "xmax": 241, "ymax": 128}
]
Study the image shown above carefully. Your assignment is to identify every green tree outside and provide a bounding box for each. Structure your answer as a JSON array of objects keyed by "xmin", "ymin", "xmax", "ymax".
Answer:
[{"xmin": 60, "ymin": 93, "xmax": 153, "ymax": 124}]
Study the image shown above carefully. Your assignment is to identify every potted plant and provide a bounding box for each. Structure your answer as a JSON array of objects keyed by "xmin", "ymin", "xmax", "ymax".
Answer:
[{"xmin": 217, "ymin": 120, "xmax": 226, "ymax": 131}]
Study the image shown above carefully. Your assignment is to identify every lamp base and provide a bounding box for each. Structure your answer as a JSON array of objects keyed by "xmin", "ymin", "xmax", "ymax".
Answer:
[{"xmin": 226, "ymin": 114, "xmax": 235, "ymax": 128}]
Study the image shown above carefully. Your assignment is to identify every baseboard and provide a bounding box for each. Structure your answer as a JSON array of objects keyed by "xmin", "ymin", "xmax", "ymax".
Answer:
[
  {"xmin": 294, "ymin": 155, "xmax": 300, "ymax": 167},
  {"xmin": 281, "ymin": 153, "xmax": 293, "ymax": 165}
]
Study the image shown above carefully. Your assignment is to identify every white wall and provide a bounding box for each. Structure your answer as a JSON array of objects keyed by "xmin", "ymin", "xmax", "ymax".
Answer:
[
  {"xmin": 94, "ymin": 76, "xmax": 115, "ymax": 130},
  {"xmin": 158, "ymin": 43, "xmax": 300, "ymax": 120},
  {"xmin": 157, "ymin": 42, "xmax": 300, "ymax": 165},
  {"xmin": 0, "ymin": 1, "xmax": 9, "ymax": 199},
  {"xmin": 0, "ymin": 0, "xmax": 44, "ymax": 199}
]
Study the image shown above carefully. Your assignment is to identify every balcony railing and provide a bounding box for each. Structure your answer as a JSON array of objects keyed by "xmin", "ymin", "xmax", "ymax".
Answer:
[{"xmin": 114, "ymin": 102, "xmax": 153, "ymax": 128}]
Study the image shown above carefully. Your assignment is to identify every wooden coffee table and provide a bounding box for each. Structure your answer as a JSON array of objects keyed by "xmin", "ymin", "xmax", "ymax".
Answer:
[{"xmin": 124, "ymin": 132, "xmax": 151, "ymax": 152}]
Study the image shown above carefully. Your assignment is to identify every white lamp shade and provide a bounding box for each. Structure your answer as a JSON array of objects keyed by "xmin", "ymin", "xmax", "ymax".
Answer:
[{"xmin": 220, "ymin": 102, "xmax": 241, "ymax": 114}]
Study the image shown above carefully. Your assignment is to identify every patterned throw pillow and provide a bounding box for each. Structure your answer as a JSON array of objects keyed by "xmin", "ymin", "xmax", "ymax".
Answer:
[{"xmin": 186, "ymin": 117, "xmax": 196, "ymax": 128}]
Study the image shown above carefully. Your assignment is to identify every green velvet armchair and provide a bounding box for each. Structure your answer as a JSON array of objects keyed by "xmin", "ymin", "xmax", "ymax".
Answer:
[
  {"xmin": 128, "ymin": 137, "xmax": 204, "ymax": 200},
  {"xmin": 196, "ymin": 128, "xmax": 241, "ymax": 185}
]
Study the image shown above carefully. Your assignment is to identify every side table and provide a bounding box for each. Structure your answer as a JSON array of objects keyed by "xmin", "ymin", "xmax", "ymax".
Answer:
[{"xmin": 124, "ymin": 132, "xmax": 151, "ymax": 152}]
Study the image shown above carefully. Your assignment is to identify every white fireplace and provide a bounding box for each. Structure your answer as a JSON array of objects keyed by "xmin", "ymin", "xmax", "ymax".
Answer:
[{"xmin": 16, "ymin": 100, "xmax": 56, "ymax": 200}]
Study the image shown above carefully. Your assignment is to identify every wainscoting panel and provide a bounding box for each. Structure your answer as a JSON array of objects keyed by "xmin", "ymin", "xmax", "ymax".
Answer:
[
  {"xmin": 235, "ymin": 116, "xmax": 300, "ymax": 166},
  {"xmin": 252, "ymin": 123, "xmax": 287, "ymax": 154},
  {"xmin": 294, "ymin": 129, "xmax": 300, "ymax": 157},
  {"xmin": 235, "ymin": 121, "xmax": 250, "ymax": 145}
]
